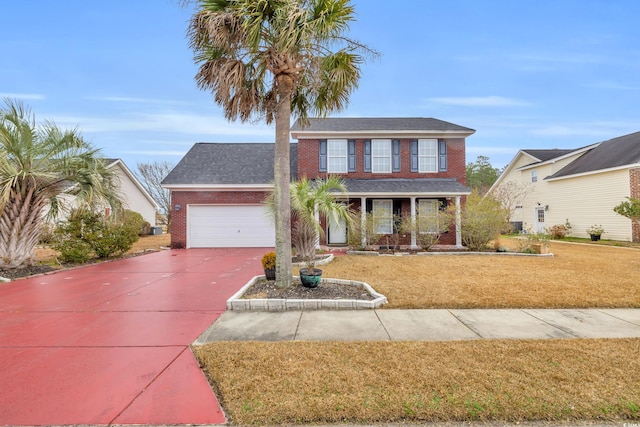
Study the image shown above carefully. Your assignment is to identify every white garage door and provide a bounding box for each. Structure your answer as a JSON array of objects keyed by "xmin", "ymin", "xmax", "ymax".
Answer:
[{"xmin": 188, "ymin": 205, "xmax": 275, "ymax": 248}]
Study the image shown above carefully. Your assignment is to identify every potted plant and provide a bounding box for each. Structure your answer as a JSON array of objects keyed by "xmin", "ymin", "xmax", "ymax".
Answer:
[
  {"xmin": 261, "ymin": 251, "xmax": 276, "ymax": 280},
  {"xmin": 290, "ymin": 177, "xmax": 354, "ymax": 288},
  {"xmin": 586, "ymin": 224, "xmax": 604, "ymax": 241}
]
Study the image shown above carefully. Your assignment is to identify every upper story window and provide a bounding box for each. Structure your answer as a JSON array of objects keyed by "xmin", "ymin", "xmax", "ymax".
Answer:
[
  {"xmin": 418, "ymin": 139, "xmax": 438, "ymax": 172},
  {"xmin": 327, "ymin": 139, "xmax": 347, "ymax": 173},
  {"xmin": 531, "ymin": 170, "xmax": 538, "ymax": 183},
  {"xmin": 371, "ymin": 139, "xmax": 392, "ymax": 173}
]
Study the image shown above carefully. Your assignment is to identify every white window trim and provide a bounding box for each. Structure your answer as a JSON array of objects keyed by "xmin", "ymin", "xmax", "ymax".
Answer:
[
  {"xmin": 372, "ymin": 199, "xmax": 393, "ymax": 234},
  {"xmin": 371, "ymin": 139, "xmax": 392, "ymax": 173},
  {"xmin": 531, "ymin": 170, "xmax": 538, "ymax": 183},
  {"xmin": 327, "ymin": 139, "xmax": 348, "ymax": 173},
  {"xmin": 418, "ymin": 139, "xmax": 438, "ymax": 173}
]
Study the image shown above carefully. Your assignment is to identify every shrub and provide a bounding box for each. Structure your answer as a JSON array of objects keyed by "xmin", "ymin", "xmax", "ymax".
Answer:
[
  {"xmin": 38, "ymin": 223, "xmax": 56, "ymax": 245},
  {"xmin": 53, "ymin": 208, "xmax": 141, "ymax": 263},
  {"xmin": 400, "ymin": 210, "xmax": 452, "ymax": 251},
  {"xmin": 547, "ymin": 219, "xmax": 572, "ymax": 239},
  {"xmin": 348, "ymin": 212, "xmax": 384, "ymax": 250},
  {"xmin": 261, "ymin": 252, "xmax": 276, "ymax": 270},
  {"xmin": 460, "ymin": 191, "xmax": 508, "ymax": 251}
]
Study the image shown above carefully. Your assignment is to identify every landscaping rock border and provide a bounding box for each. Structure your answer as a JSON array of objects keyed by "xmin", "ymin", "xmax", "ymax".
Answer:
[{"xmin": 227, "ymin": 275, "xmax": 387, "ymax": 311}]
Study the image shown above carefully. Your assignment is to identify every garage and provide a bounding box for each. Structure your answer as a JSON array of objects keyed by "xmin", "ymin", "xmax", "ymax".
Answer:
[{"xmin": 187, "ymin": 205, "xmax": 275, "ymax": 248}]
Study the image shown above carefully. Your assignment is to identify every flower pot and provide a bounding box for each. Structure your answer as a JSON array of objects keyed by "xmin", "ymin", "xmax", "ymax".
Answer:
[
  {"xmin": 299, "ymin": 268, "xmax": 322, "ymax": 288},
  {"xmin": 590, "ymin": 234, "xmax": 601, "ymax": 241},
  {"xmin": 264, "ymin": 268, "xmax": 276, "ymax": 280}
]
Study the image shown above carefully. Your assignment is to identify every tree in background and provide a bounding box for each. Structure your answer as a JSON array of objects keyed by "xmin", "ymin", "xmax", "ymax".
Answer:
[
  {"xmin": 189, "ymin": 0, "xmax": 373, "ymax": 288},
  {"xmin": 466, "ymin": 155, "xmax": 501, "ymax": 195},
  {"xmin": 613, "ymin": 197, "xmax": 640, "ymax": 242},
  {"xmin": 0, "ymin": 98, "xmax": 121, "ymax": 269},
  {"xmin": 491, "ymin": 180, "xmax": 531, "ymax": 222},
  {"xmin": 137, "ymin": 161, "xmax": 174, "ymax": 231}
]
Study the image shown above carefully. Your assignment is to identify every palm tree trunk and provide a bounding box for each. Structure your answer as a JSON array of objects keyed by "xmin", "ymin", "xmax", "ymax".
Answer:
[
  {"xmin": 273, "ymin": 74, "xmax": 293, "ymax": 288},
  {"xmin": 0, "ymin": 186, "xmax": 47, "ymax": 269}
]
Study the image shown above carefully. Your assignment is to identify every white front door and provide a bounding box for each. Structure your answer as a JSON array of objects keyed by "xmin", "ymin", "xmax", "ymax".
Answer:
[
  {"xmin": 535, "ymin": 206, "xmax": 545, "ymax": 233},
  {"xmin": 328, "ymin": 215, "xmax": 347, "ymax": 244}
]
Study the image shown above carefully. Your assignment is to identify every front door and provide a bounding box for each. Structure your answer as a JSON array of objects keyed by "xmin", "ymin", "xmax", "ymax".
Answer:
[
  {"xmin": 535, "ymin": 206, "xmax": 545, "ymax": 233},
  {"xmin": 328, "ymin": 215, "xmax": 348, "ymax": 244}
]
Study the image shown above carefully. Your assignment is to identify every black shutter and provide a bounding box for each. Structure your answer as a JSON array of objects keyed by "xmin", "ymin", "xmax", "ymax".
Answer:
[
  {"xmin": 348, "ymin": 139, "xmax": 356, "ymax": 172},
  {"xmin": 439, "ymin": 139, "xmax": 447, "ymax": 172},
  {"xmin": 364, "ymin": 140, "xmax": 371, "ymax": 172},
  {"xmin": 410, "ymin": 139, "xmax": 418, "ymax": 172},
  {"xmin": 319, "ymin": 139, "xmax": 327, "ymax": 172},
  {"xmin": 392, "ymin": 139, "xmax": 400, "ymax": 172}
]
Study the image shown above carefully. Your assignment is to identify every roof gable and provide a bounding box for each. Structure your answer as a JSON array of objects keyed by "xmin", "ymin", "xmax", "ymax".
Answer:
[
  {"xmin": 520, "ymin": 149, "xmax": 577, "ymax": 163},
  {"xmin": 162, "ymin": 143, "xmax": 298, "ymax": 186}
]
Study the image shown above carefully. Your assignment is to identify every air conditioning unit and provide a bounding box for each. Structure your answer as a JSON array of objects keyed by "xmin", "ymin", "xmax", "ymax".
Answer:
[{"xmin": 149, "ymin": 226, "xmax": 163, "ymax": 235}]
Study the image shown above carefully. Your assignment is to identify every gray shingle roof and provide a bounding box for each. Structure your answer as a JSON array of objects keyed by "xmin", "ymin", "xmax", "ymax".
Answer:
[
  {"xmin": 549, "ymin": 131, "xmax": 640, "ymax": 178},
  {"xmin": 162, "ymin": 143, "xmax": 298, "ymax": 185},
  {"xmin": 342, "ymin": 178, "xmax": 469, "ymax": 194},
  {"xmin": 291, "ymin": 117, "xmax": 475, "ymax": 133},
  {"xmin": 521, "ymin": 149, "xmax": 577, "ymax": 163}
]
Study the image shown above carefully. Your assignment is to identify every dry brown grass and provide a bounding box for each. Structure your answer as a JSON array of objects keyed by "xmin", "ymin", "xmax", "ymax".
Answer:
[
  {"xmin": 194, "ymin": 339, "xmax": 640, "ymax": 425},
  {"xmin": 35, "ymin": 233, "xmax": 171, "ymax": 264},
  {"xmin": 319, "ymin": 240, "xmax": 640, "ymax": 308}
]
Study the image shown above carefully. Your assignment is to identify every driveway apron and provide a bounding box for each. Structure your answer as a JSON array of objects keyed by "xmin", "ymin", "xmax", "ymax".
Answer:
[{"xmin": 0, "ymin": 247, "xmax": 265, "ymax": 426}]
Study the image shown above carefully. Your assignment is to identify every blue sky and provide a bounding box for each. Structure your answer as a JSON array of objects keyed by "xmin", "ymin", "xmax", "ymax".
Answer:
[{"xmin": 2, "ymin": 0, "xmax": 639, "ymax": 170}]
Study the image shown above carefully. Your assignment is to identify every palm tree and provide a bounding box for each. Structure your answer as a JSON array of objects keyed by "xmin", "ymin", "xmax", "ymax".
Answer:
[
  {"xmin": 188, "ymin": 0, "xmax": 372, "ymax": 288},
  {"xmin": 290, "ymin": 176, "xmax": 353, "ymax": 266},
  {"xmin": 0, "ymin": 98, "xmax": 121, "ymax": 269}
]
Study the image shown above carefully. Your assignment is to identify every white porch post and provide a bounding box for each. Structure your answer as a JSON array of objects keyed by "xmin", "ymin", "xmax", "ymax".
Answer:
[
  {"xmin": 314, "ymin": 206, "xmax": 321, "ymax": 249},
  {"xmin": 410, "ymin": 197, "xmax": 417, "ymax": 249},
  {"xmin": 360, "ymin": 197, "xmax": 367, "ymax": 248},
  {"xmin": 455, "ymin": 196, "xmax": 463, "ymax": 248}
]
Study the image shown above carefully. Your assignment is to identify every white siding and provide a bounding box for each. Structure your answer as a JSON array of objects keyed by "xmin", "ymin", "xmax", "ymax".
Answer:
[
  {"xmin": 490, "ymin": 153, "xmax": 633, "ymax": 241},
  {"xmin": 111, "ymin": 163, "xmax": 157, "ymax": 226}
]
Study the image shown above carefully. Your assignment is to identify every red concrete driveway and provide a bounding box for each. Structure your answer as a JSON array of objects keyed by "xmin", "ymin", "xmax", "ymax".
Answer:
[{"xmin": 0, "ymin": 248, "xmax": 266, "ymax": 426}]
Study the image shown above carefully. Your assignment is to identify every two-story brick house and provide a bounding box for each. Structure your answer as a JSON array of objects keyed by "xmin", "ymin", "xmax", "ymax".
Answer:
[{"xmin": 162, "ymin": 117, "xmax": 474, "ymax": 249}]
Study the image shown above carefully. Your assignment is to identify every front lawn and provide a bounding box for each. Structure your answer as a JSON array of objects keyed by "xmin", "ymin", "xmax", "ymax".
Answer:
[
  {"xmin": 195, "ymin": 339, "xmax": 640, "ymax": 425},
  {"xmin": 318, "ymin": 240, "xmax": 640, "ymax": 308},
  {"xmin": 195, "ymin": 241, "xmax": 640, "ymax": 425}
]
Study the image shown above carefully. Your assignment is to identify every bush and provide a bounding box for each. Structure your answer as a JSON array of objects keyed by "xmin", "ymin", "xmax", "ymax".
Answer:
[
  {"xmin": 546, "ymin": 220, "xmax": 572, "ymax": 239},
  {"xmin": 348, "ymin": 212, "xmax": 384, "ymax": 250},
  {"xmin": 261, "ymin": 252, "xmax": 276, "ymax": 270},
  {"xmin": 400, "ymin": 210, "xmax": 452, "ymax": 251},
  {"xmin": 53, "ymin": 208, "xmax": 141, "ymax": 263},
  {"xmin": 38, "ymin": 223, "xmax": 56, "ymax": 245},
  {"xmin": 460, "ymin": 191, "xmax": 508, "ymax": 251}
]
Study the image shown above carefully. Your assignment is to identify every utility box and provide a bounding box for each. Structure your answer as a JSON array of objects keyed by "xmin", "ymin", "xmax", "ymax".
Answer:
[{"xmin": 149, "ymin": 226, "xmax": 163, "ymax": 235}]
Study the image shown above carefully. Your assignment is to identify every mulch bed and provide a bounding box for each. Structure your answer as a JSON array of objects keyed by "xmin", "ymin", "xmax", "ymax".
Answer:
[
  {"xmin": 242, "ymin": 278, "xmax": 375, "ymax": 301},
  {"xmin": 0, "ymin": 265, "xmax": 59, "ymax": 280}
]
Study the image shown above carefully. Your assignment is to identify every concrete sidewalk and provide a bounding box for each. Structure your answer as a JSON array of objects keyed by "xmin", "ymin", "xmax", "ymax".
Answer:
[{"xmin": 195, "ymin": 308, "xmax": 640, "ymax": 343}]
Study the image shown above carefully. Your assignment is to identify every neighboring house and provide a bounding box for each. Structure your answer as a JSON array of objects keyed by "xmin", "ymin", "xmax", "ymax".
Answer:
[
  {"xmin": 51, "ymin": 159, "xmax": 158, "ymax": 227},
  {"xmin": 488, "ymin": 131, "xmax": 640, "ymax": 242},
  {"xmin": 104, "ymin": 159, "xmax": 158, "ymax": 226},
  {"xmin": 163, "ymin": 117, "xmax": 475, "ymax": 249}
]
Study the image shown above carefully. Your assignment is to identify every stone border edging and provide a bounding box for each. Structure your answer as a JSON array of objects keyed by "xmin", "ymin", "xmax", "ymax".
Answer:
[
  {"xmin": 291, "ymin": 253, "xmax": 334, "ymax": 267},
  {"xmin": 227, "ymin": 275, "xmax": 387, "ymax": 311}
]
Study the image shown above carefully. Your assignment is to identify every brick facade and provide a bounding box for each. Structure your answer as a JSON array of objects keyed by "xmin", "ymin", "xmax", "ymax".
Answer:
[
  {"xmin": 297, "ymin": 138, "xmax": 466, "ymax": 182},
  {"xmin": 170, "ymin": 190, "xmax": 268, "ymax": 248}
]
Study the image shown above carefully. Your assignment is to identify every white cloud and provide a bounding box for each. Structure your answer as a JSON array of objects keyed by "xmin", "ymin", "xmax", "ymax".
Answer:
[
  {"xmin": 428, "ymin": 96, "xmax": 531, "ymax": 107},
  {"xmin": 48, "ymin": 112, "xmax": 274, "ymax": 138},
  {"xmin": 531, "ymin": 121, "xmax": 639, "ymax": 138},
  {"xmin": 0, "ymin": 93, "xmax": 45, "ymax": 100}
]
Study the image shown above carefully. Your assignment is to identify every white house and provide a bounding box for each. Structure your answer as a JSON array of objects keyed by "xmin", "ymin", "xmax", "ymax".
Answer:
[{"xmin": 488, "ymin": 131, "xmax": 640, "ymax": 242}]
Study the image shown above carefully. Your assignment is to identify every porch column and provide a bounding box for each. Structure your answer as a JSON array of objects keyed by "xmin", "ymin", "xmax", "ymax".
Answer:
[
  {"xmin": 410, "ymin": 197, "xmax": 417, "ymax": 248},
  {"xmin": 314, "ymin": 206, "xmax": 321, "ymax": 249},
  {"xmin": 455, "ymin": 196, "xmax": 463, "ymax": 248},
  {"xmin": 361, "ymin": 197, "xmax": 367, "ymax": 248}
]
